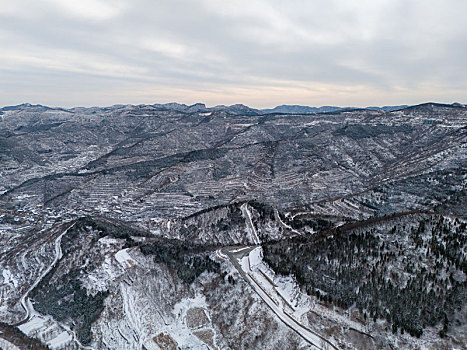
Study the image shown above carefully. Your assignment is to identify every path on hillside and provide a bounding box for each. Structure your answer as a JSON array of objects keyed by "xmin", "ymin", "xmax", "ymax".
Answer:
[
  {"xmin": 220, "ymin": 246, "xmax": 339, "ymax": 350},
  {"xmin": 16, "ymin": 223, "xmax": 75, "ymax": 325},
  {"xmin": 13, "ymin": 222, "xmax": 94, "ymax": 349}
]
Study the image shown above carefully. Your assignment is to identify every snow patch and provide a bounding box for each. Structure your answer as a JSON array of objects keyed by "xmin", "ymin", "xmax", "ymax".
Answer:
[
  {"xmin": 0, "ymin": 338, "xmax": 20, "ymax": 350},
  {"xmin": 2, "ymin": 268, "xmax": 18, "ymax": 288},
  {"xmin": 115, "ymin": 248, "xmax": 137, "ymax": 269},
  {"xmin": 231, "ymin": 246, "xmax": 338, "ymax": 349},
  {"xmin": 249, "ymin": 246, "xmax": 263, "ymax": 267},
  {"xmin": 47, "ymin": 331, "xmax": 73, "ymax": 348},
  {"xmin": 98, "ymin": 236, "xmax": 121, "ymax": 246},
  {"xmin": 172, "ymin": 294, "xmax": 208, "ymax": 319}
]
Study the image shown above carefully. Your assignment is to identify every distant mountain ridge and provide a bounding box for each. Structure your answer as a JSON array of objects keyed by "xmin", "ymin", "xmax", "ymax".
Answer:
[
  {"xmin": 2, "ymin": 101, "xmax": 466, "ymax": 116},
  {"xmin": 151, "ymin": 102, "xmax": 262, "ymax": 115},
  {"xmin": 260, "ymin": 105, "xmax": 344, "ymax": 114}
]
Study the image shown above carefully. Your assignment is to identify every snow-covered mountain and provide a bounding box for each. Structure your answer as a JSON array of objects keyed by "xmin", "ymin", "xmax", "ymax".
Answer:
[{"xmin": 0, "ymin": 102, "xmax": 466, "ymax": 349}]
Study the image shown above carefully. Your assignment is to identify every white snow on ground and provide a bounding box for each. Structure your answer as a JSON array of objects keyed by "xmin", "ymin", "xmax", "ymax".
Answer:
[
  {"xmin": 17, "ymin": 225, "xmax": 72, "ymax": 325},
  {"xmin": 115, "ymin": 248, "xmax": 137, "ymax": 269},
  {"xmin": 82, "ymin": 240, "xmax": 134, "ymax": 293},
  {"xmin": 173, "ymin": 294, "xmax": 208, "ymax": 318},
  {"xmin": 2, "ymin": 268, "xmax": 18, "ymax": 288},
  {"xmin": 250, "ymin": 248, "xmax": 365, "ymax": 332},
  {"xmin": 214, "ymin": 248, "xmax": 228, "ymax": 260},
  {"xmin": 230, "ymin": 247, "xmax": 250, "ymax": 253},
  {"xmin": 249, "ymin": 246, "xmax": 263, "ymax": 267},
  {"xmin": 0, "ymin": 338, "xmax": 21, "ymax": 350},
  {"xmin": 142, "ymin": 339, "xmax": 160, "ymax": 350},
  {"xmin": 18, "ymin": 307, "xmax": 48, "ymax": 333},
  {"xmin": 162, "ymin": 319, "xmax": 206, "ymax": 349},
  {"xmin": 117, "ymin": 279, "xmax": 208, "ymax": 350},
  {"xmin": 82, "ymin": 255, "xmax": 121, "ymax": 293},
  {"xmin": 15, "ymin": 223, "xmax": 93, "ymax": 350},
  {"xmin": 275, "ymin": 275, "xmax": 308, "ymax": 313},
  {"xmin": 98, "ymin": 236, "xmax": 121, "ymax": 246},
  {"xmin": 235, "ymin": 247, "xmax": 338, "ymax": 350},
  {"xmin": 274, "ymin": 207, "xmax": 303, "ymax": 236},
  {"xmin": 92, "ymin": 247, "xmax": 216, "ymax": 350},
  {"xmin": 47, "ymin": 330, "xmax": 73, "ymax": 348},
  {"xmin": 240, "ymin": 203, "xmax": 261, "ymax": 244},
  {"xmin": 168, "ymin": 294, "xmax": 212, "ymax": 346},
  {"xmin": 18, "ymin": 306, "xmax": 77, "ymax": 350}
]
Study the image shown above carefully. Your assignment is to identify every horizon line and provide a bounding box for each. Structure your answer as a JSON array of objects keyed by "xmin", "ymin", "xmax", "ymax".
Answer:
[{"xmin": 2, "ymin": 100, "xmax": 466, "ymax": 111}]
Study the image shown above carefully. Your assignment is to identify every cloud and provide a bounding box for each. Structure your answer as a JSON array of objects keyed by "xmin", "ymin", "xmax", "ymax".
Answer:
[
  {"xmin": 46, "ymin": 0, "xmax": 127, "ymax": 21},
  {"xmin": 0, "ymin": 0, "xmax": 466, "ymax": 107}
]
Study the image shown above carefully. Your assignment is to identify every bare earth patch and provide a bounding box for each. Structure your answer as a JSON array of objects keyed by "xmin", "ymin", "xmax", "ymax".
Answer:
[
  {"xmin": 193, "ymin": 329, "xmax": 217, "ymax": 350},
  {"xmin": 186, "ymin": 307, "xmax": 210, "ymax": 329},
  {"xmin": 344, "ymin": 329, "xmax": 375, "ymax": 350},
  {"xmin": 153, "ymin": 333, "xmax": 178, "ymax": 350}
]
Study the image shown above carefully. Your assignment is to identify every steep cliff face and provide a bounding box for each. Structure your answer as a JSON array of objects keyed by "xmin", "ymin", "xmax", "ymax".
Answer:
[{"xmin": 1, "ymin": 103, "xmax": 466, "ymax": 349}]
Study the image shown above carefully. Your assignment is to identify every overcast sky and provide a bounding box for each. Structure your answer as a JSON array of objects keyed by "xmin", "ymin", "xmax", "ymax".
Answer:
[{"xmin": 1, "ymin": 0, "xmax": 466, "ymax": 108}]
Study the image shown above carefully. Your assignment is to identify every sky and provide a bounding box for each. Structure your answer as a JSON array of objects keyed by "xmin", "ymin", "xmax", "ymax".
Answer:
[{"xmin": 0, "ymin": 0, "xmax": 466, "ymax": 108}]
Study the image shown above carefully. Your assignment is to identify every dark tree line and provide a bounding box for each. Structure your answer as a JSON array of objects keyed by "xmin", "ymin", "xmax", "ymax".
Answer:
[
  {"xmin": 263, "ymin": 214, "xmax": 466, "ymax": 338},
  {"xmin": 138, "ymin": 239, "xmax": 221, "ymax": 284},
  {"xmin": 30, "ymin": 269, "xmax": 108, "ymax": 345}
]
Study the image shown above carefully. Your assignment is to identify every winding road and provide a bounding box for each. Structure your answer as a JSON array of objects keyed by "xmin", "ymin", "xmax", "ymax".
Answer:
[
  {"xmin": 219, "ymin": 204, "xmax": 338, "ymax": 349},
  {"xmin": 240, "ymin": 203, "xmax": 261, "ymax": 244},
  {"xmin": 15, "ymin": 223, "xmax": 74, "ymax": 326},
  {"xmin": 13, "ymin": 222, "xmax": 95, "ymax": 350},
  {"xmin": 221, "ymin": 246, "xmax": 338, "ymax": 350}
]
